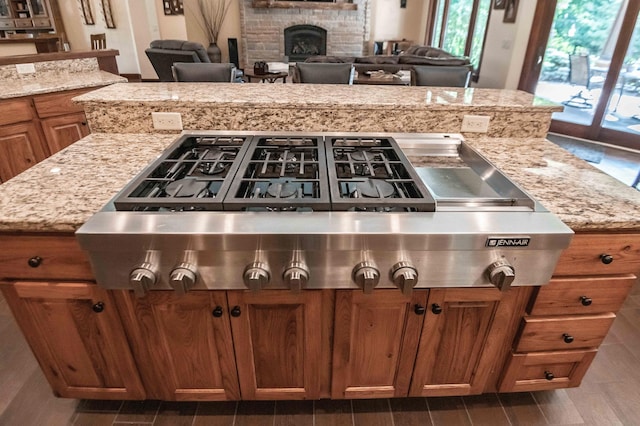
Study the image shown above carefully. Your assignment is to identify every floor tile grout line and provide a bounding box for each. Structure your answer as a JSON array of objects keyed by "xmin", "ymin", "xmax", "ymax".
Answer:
[
  {"xmin": 425, "ymin": 397, "xmax": 435, "ymax": 426},
  {"xmin": 109, "ymin": 400, "xmax": 125, "ymax": 426},
  {"xmin": 232, "ymin": 400, "xmax": 238, "ymax": 426},
  {"xmin": 495, "ymin": 393, "xmax": 514, "ymax": 426},
  {"xmin": 190, "ymin": 402, "xmax": 199, "ymax": 426},
  {"xmin": 151, "ymin": 400, "xmax": 161, "ymax": 426},
  {"xmin": 312, "ymin": 399, "xmax": 315, "ymax": 426},
  {"xmin": 529, "ymin": 392, "xmax": 552, "ymax": 425},
  {"xmin": 350, "ymin": 399, "xmax": 355, "ymax": 426},
  {"xmin": 273, "ymin": 400, "xmax": 277, "ymax": 426},
  {"xmin": 460, "ymin": 395, "xmax": 474, "ymax": 425},
  {"xmin": 386, "ymin": 398, "xmax": 395, "ymax": 426}
]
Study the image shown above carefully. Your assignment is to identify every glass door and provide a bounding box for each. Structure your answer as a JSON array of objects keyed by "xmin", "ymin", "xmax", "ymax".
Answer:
[
  {"xmin": 0, "ymin": 0, "xmax": 10, "ymax": 18},
  {"xmin": 520, "ymin": 0, "xmax": 640, "ymax": 150}
]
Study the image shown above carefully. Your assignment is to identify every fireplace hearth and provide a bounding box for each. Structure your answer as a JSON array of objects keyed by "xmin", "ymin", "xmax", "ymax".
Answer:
[{"xmin": 285, "ymin": 25, "xmax": 327, "ymax": 61}]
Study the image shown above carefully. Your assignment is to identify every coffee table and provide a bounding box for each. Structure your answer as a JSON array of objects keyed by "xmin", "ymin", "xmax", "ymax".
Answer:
[{"xmin": 244, "ymin": 71, "xmax": 289, "ymax": 83}]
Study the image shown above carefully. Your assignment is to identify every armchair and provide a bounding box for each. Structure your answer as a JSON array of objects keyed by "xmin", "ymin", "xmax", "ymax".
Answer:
[
  {"xmin": 411, "ymin": 65, "xmax": 472, "ymax": 87},
  {"xmin": 172, "ymin": 63, "xmax": 237, "ymax": 82},
  {"xmin": 293, "ymin": 62, "xmax": 355, "ymax": 84},
  {"xmin": 145, "ymin": 40, "xmax": 210, "ymax": 82}
]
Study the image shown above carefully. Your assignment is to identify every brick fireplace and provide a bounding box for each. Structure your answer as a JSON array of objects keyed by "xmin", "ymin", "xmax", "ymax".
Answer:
[{"xmin": 239, "ymin": 0, "xmax": 371, "ymax": 68}]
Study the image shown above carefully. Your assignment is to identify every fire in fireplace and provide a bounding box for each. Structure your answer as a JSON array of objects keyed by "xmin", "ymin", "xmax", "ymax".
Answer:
[{"xmin": 284, "ymin": 25, "xmax": 327, "ymax": 61}]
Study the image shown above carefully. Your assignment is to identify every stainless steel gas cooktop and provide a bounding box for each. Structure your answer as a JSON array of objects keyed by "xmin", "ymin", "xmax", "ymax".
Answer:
[{"xmin": 76, "ymin": 131, "xmax": 573, "ymax": 296}]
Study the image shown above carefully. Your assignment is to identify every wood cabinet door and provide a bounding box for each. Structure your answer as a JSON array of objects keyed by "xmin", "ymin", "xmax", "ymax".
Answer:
[
  {"xmin": 409, "ymin": 288, "xmax": 504, "ymax": 397},
  {"xmin": 332, "ymin": 290, "xmax": 428, "ymax": 399},
  {"xmin": 0, "ymin": 281, "xmax": 145, "ymax": 400},
  {"xmin": 115, "ymin": 291, "xmax": 240, "ymax": 401},
  {"xmin": 227, "ymin": 290, "xmax": 331, "ymax": 400},
  {"xmin": 40, "ymin": 112, "xmax": 89, "ymax": 155},
  {"xmin": 0, "ymin": 121, "xmax": 47, "ymax": 182}
]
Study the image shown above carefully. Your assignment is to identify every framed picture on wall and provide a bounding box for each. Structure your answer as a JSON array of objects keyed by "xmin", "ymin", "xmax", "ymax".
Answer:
[
  {"xmin": 102, "ymin": 0, "xmax": 115, "ymax": 28},
  {"xmin": 163, "ymin": 0, "xmax": 184, "ymax": 15},
  {"xmin": 80, "ymin": 0, "xmax": 94, "ymax": 25},
  {"xmin": 494, "ymin": 0, "xmax": 506, "ymax": 9},
  {"xmin": 503, "ymin": 0, "xmax": 519, "ymax": 23}
]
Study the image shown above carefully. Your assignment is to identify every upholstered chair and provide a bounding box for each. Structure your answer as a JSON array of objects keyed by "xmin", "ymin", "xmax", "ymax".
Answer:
[
  {"xmin": 411, "ymin": 65, "xmax": 472, "ymax": 87},
  {"xmin": 294, "ymin": 62, "xmax": 355, "ymax": 84},
  {"xmin": 145, "ymin": 40, "xmax": 211, "ymax": 82},
  {"xmin": 172, "ymin": 63, "xmax": 237, "ymax": 82}
]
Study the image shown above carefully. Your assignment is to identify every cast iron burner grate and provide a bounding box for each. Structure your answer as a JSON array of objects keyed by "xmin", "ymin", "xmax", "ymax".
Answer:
[
  {"xmin": 326, "ymin": 136, "xmax": 436, "ymax": 212},
  {"xmin": 223, "ymin": 135, "xmax": 331, "ymax": 211},
  {"xmin": 113, "ymin": 135, "xmax": 250, "ymax": 211}
]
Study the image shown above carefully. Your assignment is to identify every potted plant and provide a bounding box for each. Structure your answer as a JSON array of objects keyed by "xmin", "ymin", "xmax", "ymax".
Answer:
[{"xmin": 191, "ymin": 0, "xmax": 233, "ymax": 62}]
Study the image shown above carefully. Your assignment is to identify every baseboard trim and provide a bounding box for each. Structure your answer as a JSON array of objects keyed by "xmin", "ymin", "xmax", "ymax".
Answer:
[{"xmin": 120, "ymin": 73, "xmax": 142, "ymax": 82}]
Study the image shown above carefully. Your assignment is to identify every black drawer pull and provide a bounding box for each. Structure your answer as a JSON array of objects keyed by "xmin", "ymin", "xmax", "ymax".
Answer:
[
  {"xmin": 212, "ymin": 306, "xmax": 223, "ymax": 317},
  {"xmin": 580, "ymin": 296, "xmax": 592, "ymax": 306},
  {"xmin": 431, "ymin": 304, "xmax": 443, "ymax": 315},
  {"xmin": 28, "ymin": 256, "xmax": 42, "ymax": 268},
  {"xmin": 600, "ymin": 254, "xmax": 613, "ymax": 264},
  {"xmin": 92, "ymin": 302, "xmax": 105, "ymax": 313},
  {"xmin": 544, "ymin": 371, "xmax": 554, "ymax": 381},
  {"xmin": 230, "ymin": 306, "xmax": 241, "ymax": 317},
  {"xmin": 414, "ymin": 304, "xmax": 426, "ymax": 315},
  {"xmin": 563, "ymin": 333, "xmax": 574, "ymax": 344}
]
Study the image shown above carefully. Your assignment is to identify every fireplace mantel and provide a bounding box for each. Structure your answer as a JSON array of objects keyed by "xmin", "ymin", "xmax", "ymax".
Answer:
[{"xmin": 251, "ymin": 1, "xmax": 357, "ymax": 10}]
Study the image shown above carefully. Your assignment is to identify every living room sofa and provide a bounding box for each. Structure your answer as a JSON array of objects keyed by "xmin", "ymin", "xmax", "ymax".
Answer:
[{"xmin": 299, "ymin": 45, "xmax": 473, "ymax": 86}]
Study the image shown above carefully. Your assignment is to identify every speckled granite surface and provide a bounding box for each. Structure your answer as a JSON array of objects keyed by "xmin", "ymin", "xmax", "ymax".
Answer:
[
  {"xmin": 0, "ymin": 69, "xmax": 126, "ymax": 99},
  {"xmin": 76, "ymin": 83, "xmax": 560, "ymax": 138},
  {"xmin": 0, "ymin": 133, "xmax": 637, "ymax": 233}
]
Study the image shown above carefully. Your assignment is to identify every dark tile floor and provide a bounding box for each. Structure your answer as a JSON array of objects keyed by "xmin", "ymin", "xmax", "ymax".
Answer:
[
  {"xmin": 2, "ymin": 277, "xmax": 640, "ymax": 425},
  {"xmin": 2, "ymin": 135, "xmax": 640, "ymax": 425}
]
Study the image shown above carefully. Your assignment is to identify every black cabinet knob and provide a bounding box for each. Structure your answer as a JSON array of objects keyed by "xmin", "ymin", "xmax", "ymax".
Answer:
[
  {"xmin": 563, "ymin": 333, "xmax": 574, "ymax": 344},
  {"xmin": 580, "ymin": 296, "xmax": 592, "ymax": 306},
  {"xmin": 544, "ymin": 371, "xmax": 554, "ymax": 381},
  {"xmin": 212, "ymin": 306, "xmax": 223, "ymax": 317},
  {"xmin": 414, "ymin": 304, "xmax": 426, "ymax": 315},
  {"xmin": 92, "ymin": 302, "xmax": 105, "ymax": 313},
  {"xmin": 28, "ymin": 256, "xmax": 42, "ymax": 268},
  {"xmin": 230, "ymin": 306, "xmax": 241, "ymax": 317},
  {"xmin": 600, "ymin": 254, "xmax": 614, "ymax": 264},
  {"xmin": 431, "ymin": 303, "xmax": 443, "ymax": 315}
]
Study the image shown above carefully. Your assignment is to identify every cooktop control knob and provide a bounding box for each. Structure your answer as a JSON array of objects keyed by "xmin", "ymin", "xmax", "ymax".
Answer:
[
  {"xmin": 169, "ymin": 263, "xmax": 197, "ymax": 295},
  {"xmin": 244, "ymin": 262, "xmax": 271, "ymax": 291},
  {"xmin": 486, "ymin": 259, "xmax": 515, "ymax": 291},
  {"xmin": 129, "ymin": 264, "xmax": 156, "ymax": 298},
  {"xmin": 391, "ymin": 261, "xmax": 419, "ymax": 297},
  {"xmin": 352, "ymin": 261, "xmax": 380, "ymax": 294},
  {"xmin": 283, "ymin": 262, "xmax": 310, "ymax": 292}
]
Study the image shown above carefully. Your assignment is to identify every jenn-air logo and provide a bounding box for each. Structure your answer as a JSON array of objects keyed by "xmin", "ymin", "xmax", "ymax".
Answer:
[{"xmin": 486, "ymin": 237, "xmax": 530, "ymax": 247}]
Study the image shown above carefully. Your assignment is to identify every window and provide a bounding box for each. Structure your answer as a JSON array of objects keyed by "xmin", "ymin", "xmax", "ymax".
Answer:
[{"xmin": 426, "ymin": 0, "xmax": 491, "ymax": 78}]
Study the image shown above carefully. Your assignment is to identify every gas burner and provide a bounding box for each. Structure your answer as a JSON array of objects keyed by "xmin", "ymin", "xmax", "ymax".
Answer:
[
  {"xmin": 164, "ymin": 178, "xmax": 211, "ymax": 198},
  {"xmin": 199, "ymin": 162, "xmax": 229, "ymax": 175},
  {"xmin": 266, "ymin": 181, "xmax": 300, "ymax": 198},
  {"xmin": 202, "ymin": 149, "xmax": 227, "ymax": 161},
  {"xmin": 350, "ymin": 151, "xmax": 367, "ymax": 161},
  {"xmin": 352, "ymin": 179, "xmax": 395, "ymax": 198}
]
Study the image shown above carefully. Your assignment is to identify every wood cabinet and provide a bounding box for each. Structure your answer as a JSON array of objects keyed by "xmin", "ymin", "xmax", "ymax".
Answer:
[
  {"xmin": 0, "ymin": 0, "xmax": 60, "ymax": 32},
  {"xmin": 332, "ymin": 290, "xmax": 427, "ymax": 399},
  {"xmin": 115, "ymin": 291, "xmax": 241, "ymax": 401},
  {"xmin": 116, "ymin": 289, "xmax": 332, "ymax": 401},
  {"xmin": 498, "ymin": 233, "xmax": 640, "ymax": 392},
  {"xmin": 0, "ymin": 88, "xmax": 94, "ymax": 182},
  {"xmin": 0, "ymin": 281, "xmax": 145, "ymax": 399}
]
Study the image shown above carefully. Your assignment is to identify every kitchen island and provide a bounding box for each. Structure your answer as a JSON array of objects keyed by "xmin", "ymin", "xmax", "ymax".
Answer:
[{"xmin": 0, "ymin": 84, "xmax": 639, "ymax": 401}]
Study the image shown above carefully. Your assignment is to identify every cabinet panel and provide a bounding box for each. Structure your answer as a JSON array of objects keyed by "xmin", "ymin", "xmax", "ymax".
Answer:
[
  {"xmin": 0, "ymin": 121, "xmax": 47, "ymax": 181},
  {"xmin": 554, "ymin": 234, "xmax": 640, "ymax": 276},
  {"xmin": 33, "ymin": 89, "xmax": 88, "ymax": 118},
  {"xmin": 499, "ymin": 350, "xmax": 597, "ymax": 392},
  {"xmin": 115, "ymin": 291, "xmax": 240, "ymax": 401},
  {"xmin": 41, "ymin": 112, "xmax": 89, "ymax": 154},
  {"xmin": 0, "ymin": 98, "xmax": 33, "ymax": 126},
  {"xmin": 516, "ymin": 313, "xmax": 615, "ymax": 352},
  {"xmin": 530, "ymin": 275, "xmax": 635, "ymax": 315},
  {"xmin": 228, "ymin": 290, "xmax": 330, "ymax": 400},
  {"xmin": 0, "ymin": 281, "xmax": 144, "ymax": 399},
  {"xmin": 410, "ymin": 288, "xmax": 503, "ymax": 397},
  {"xmin": 332, "ymin": 290, "xmax": 427, "ymax": 399},
  {"xmin": 0, "ymin": 235, "xmax": 93, "ymax": 281}
]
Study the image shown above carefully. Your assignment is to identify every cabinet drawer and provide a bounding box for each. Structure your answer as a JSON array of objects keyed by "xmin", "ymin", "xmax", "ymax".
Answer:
[
  {"xmin": 554, "ymin": 234, "xmax": 640, "ymax": 276},
  {"xmin": 0, "ymin": 235, "xmax": 94, "ymax": 281},
  {"xmin": 0, "ymin": 20, "xmax": 13, "ymax": 28},
  {"xmin": 515, "ymin": 314, "xmax": 615, "ymax": 352},
  {"xmin": 33, "ymin": 89, "xmax": 90, "ymax": 118},
  {"xmin": 530, "ymin": 275, "xmax": 635, "ymax": 315},
  {"xmin": 0, "ymin": 99, "xmax": 34, "ymax": 126},
  {"xmin": 32, "ymin": 18, "xmax": 50, "ymax": 27},
  {"xmin": 14, "ymin": 19, "xmax": 32, "ymax": 28},
  {"xmin": 498, "ymin": 350, "xmax": 597, "ymax": 392}
]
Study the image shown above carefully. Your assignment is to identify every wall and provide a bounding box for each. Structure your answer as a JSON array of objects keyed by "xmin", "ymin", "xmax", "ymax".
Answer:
[{"xmin": 370, "ymin": 0, "xmax": 427, "ymax": 53}]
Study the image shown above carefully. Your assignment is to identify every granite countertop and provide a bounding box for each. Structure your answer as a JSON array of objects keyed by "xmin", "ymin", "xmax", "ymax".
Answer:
[
  {"xmin": 74, "ymin": 83, "xmax": 563, "ymax": 112},
  {"xmin": 0, "ymin": 71, "xmax": 127, "ymax": 99},
  {"xmin": 0, "ymin": 133, "xmax": 638, "ymax": 234}
]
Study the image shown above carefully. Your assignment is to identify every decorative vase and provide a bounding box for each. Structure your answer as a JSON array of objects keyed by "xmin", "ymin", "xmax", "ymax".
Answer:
[{"xmin": 207, "ymin": 42, "xmax": 222, "ymax": 63}]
